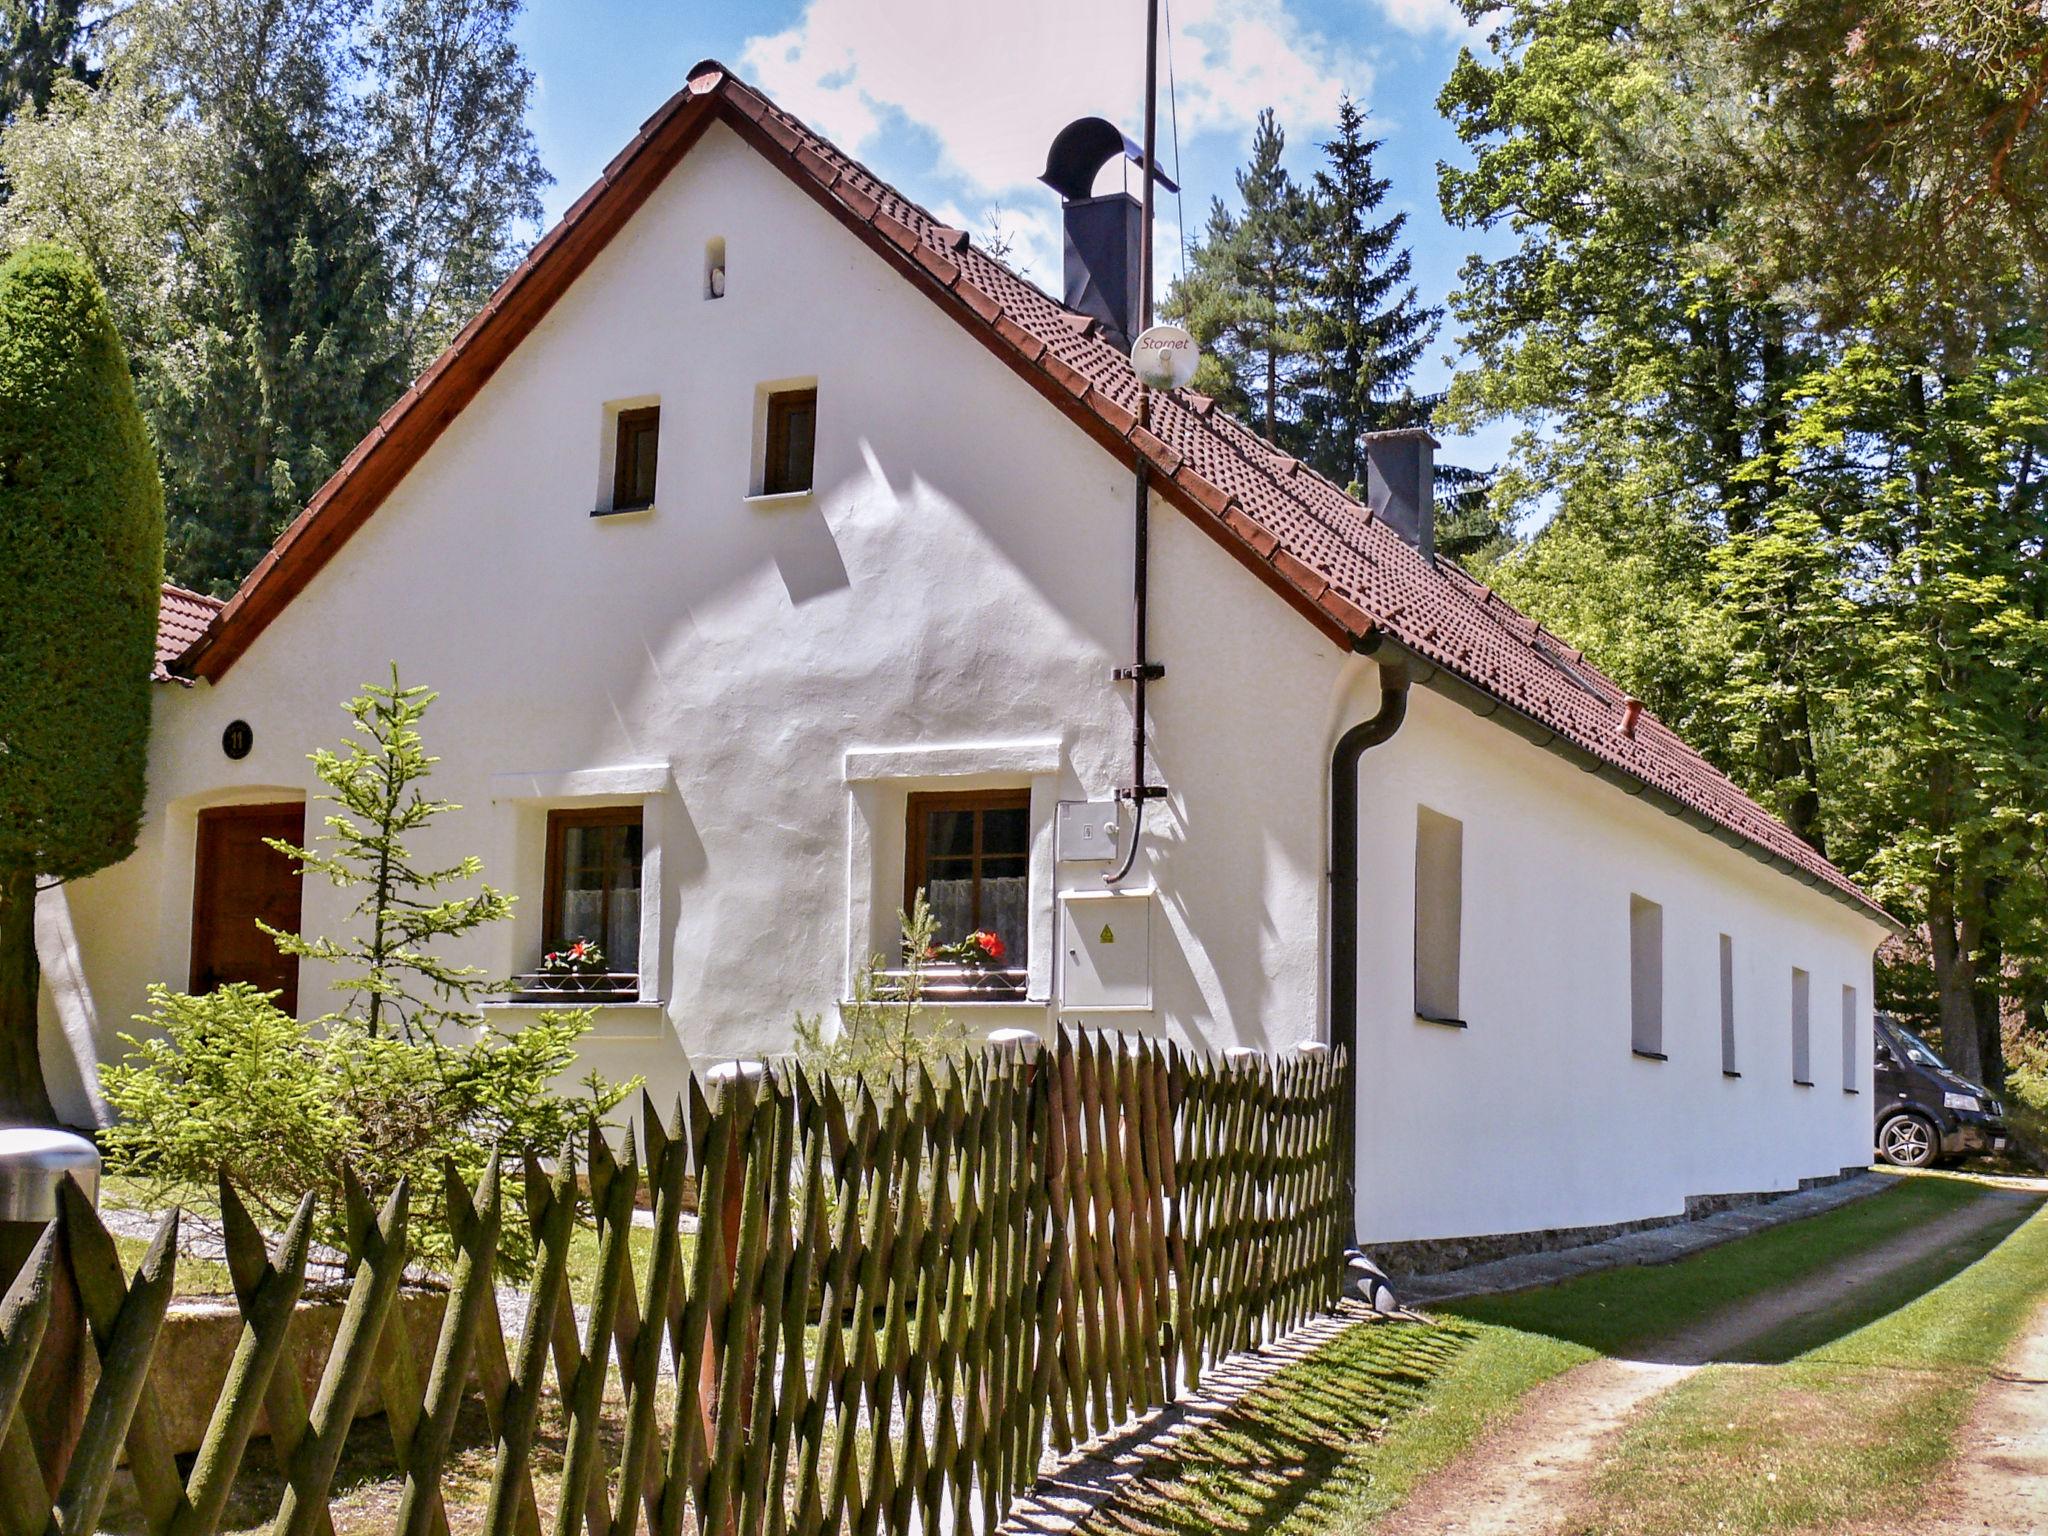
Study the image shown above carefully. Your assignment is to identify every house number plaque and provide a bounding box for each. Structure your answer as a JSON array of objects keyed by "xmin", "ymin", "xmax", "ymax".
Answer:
[{"xmin": 221, "ymin": 720, "xmax": 253, "ymax": 760}]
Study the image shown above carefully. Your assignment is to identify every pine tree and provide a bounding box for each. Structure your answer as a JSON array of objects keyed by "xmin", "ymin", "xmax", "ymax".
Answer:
[
  {"xmin": 360, "ymin": 0, "xmax": 550, "ymax": 372},
  {"xmin": 0, "ymin": 0, "xmax": 97, "ymax": 140},
  {"xmin": 0, "ymin": 244, "xmax": 163, "ymax": 1123},
  {"xmin": 1, "ymin": 0, "xmax": 548, "ymax": 593},
  {"xmin": 268, "ymin": 667, "xmax": 514, "ymax": 1040},
  {"xmin": 1296, "ymin": 97, "xmax": 1440, "ymax": 491},
  {"xmin": 1162, "ymin": 109, "xmax": 1313, "ymax": 445},
  {"xmin": 162, "ymin": 100, "xmax": 404, "ymax": 588}
]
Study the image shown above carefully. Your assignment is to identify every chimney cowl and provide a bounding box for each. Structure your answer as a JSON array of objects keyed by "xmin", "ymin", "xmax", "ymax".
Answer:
[
  {"xmin": 1041, "ymin": 117, "xmax": 1177, "ymax": 353},
  {"xmin": 1363, "ymin": 428, "xmax": 1440, "ymax": 563}
]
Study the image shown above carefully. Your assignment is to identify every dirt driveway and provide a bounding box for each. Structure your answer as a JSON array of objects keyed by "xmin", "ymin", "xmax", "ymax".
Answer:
[{"xmin": 1377, "ymin": 1187, "xmax": 2039, "ymax": 1536}]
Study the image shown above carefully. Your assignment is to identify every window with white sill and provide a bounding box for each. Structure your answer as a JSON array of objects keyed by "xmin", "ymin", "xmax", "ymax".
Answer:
[{"xmin": 513, "ymin": 806, "xmax": 644, "ymax": 1001}]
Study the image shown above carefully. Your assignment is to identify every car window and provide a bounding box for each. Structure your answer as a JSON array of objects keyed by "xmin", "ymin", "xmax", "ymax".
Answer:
[{"xmin": 1892, "ymin": 1025, "xmax": 1948, "ymax": 1071}]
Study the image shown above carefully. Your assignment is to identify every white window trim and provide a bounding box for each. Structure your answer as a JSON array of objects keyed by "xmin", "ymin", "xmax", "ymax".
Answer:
[
  {"xmin": 490, "ymin": 763, "xmax": 670, "ymax": 1004},
  {"xmin": 842, "ymin": 739, "xmax": 1063, "ymax": 1005}
]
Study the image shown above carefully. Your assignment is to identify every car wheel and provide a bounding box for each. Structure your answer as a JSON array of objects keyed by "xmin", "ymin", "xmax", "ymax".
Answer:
[{"xmin": 1877, "ymin": 1112, "xmax": 1940, "ymax": 1169}]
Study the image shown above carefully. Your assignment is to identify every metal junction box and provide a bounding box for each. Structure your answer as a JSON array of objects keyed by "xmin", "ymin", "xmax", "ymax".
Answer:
[
  {"xmin": 1056, "ymin": 800, "xmax": 1122, "ymax": 863},
  {"xmin": 1058, "ymin": 889, "xmax": 1152, "ymax": 1010}
]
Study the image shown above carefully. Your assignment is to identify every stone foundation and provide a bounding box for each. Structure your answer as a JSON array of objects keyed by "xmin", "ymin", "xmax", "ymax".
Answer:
[{"xmin": 1367, "ymin": 1165, "xmax": 1869, "ymax": 1279}]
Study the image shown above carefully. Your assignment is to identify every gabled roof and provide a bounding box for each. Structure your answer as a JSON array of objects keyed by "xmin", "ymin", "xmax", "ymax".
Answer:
[
  {"xmin": 155, "ymin": 584, "xmax": 222, "ymax": 682},
  {"xmin": 166, "ymin": 60, "xmax": 1892, "ymax": 929}
]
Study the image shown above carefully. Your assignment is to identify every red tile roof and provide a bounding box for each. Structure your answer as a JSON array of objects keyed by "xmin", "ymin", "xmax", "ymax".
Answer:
[
  {"xmin": 164, "ymin": 60, "xmax": 1891, "ymax": 928},
  {"xmin": 154, "ymin": 584, "xmax": 222, "ymax": 682}
]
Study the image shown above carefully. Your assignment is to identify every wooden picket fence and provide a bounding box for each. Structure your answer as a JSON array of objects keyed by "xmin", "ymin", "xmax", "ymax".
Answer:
[{"xmin": 0, "ymin": 1028, "xmax": 1346, "ymax": 1536}]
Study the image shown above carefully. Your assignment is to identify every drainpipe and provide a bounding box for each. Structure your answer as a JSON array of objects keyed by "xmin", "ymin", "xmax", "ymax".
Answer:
[{"xmin": 1329, "ymin": 643, "xmax": 1411, "ymax": 1241}]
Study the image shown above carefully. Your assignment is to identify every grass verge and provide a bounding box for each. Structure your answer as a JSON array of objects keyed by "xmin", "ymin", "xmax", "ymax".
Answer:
[
  {"xmin": 1076, "ymin": 1175, "xmax": 1993, "ymax": 1535},
  {"xmin": 1583, "ymin": 1194, "xmax": 2048, "ymax": 1535}
]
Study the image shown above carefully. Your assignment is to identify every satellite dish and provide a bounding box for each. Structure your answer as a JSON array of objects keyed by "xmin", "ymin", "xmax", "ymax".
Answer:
[{"xmin": 1132, "ymin": 324, "xmax": 1199, "ymax": 390}]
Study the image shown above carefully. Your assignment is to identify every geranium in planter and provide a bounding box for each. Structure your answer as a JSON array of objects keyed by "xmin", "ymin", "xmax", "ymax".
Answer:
[{"xmin": 536, "ymin": 938, "xmax": 609, "ymax": 993}]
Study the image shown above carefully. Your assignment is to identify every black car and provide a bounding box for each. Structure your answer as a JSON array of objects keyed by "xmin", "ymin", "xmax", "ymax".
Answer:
[{"xmin": 1873, "ymin": 1015, "xmax": 2009, "ymax": 1168}]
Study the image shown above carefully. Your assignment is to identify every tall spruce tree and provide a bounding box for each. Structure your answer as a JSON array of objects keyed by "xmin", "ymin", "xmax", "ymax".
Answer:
[
  {"xmin": 0, "ymin": 0, "xmax": 548, "ymax": 593},
  {"xmin": 1296, "ymin": 96, "xmax": 1440, "ymax": 491},
  {"xmin": 0, "ymin": 244, "xmax": 163, "ymax": 1124},
  {"xmin": 1162, "ymin": 109, "xmax": 1313, "ymax": 445},
  {"xmin": 0, "ymin": 0, "xmax": 96, "ymax": 141}
]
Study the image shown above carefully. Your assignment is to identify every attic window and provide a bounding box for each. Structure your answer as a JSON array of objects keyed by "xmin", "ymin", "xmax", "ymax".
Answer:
[
  {"xmin": 607, "ymin": 406, "xmax": 659, "ymax": 513},
  {"xmin": 705, "ymin": 237, "xmax": 726, "ymax": 299},
  {"xmin": 763, "ymin": 388, "xmax": 817, "ymax": 495}
]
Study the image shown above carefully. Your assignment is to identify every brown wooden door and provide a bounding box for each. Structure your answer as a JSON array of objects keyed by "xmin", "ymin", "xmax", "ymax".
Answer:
[{"xmin": 190, "ymin": 803, "xmax": 305, "ymax": 1013}]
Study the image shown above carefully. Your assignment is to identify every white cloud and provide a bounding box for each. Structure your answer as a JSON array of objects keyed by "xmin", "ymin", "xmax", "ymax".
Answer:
[
  {"xmin": 1373, "ymin": 0, "xmax": 1474, "ymax": 39},
  {"xmin": 740, "ymin": 0, "xmax": 1366, "ymax": 198}
]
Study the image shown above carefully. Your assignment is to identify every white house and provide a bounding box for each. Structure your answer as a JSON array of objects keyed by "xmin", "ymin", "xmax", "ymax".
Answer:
[{"xmin": 35, "ymin": 62, "xmax": 1897, "ymax": 1261}]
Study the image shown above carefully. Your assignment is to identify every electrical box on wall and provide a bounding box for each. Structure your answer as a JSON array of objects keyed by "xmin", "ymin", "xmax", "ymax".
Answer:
[
  {"xmin": 1056, "ymin": 800, "xmax": 1122, "ymax": 863},
  {"xmin": 1058, "ymin": 889, "xmax": 1152, "ymax": 1010}
]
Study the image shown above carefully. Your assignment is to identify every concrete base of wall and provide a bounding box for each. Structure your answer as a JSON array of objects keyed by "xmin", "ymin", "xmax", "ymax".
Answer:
[{"xmin": 1368, "ymin": 1165, "xmax": 1871, "ymax": 1279}]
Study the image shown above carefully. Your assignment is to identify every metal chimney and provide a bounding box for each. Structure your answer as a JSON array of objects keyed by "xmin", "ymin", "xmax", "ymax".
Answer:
[
  {"xmin": 1364, "ymin": 428, "xmax": 1440, "ymax": 563},
  {"xmin": 1039, "ymin": 117, "xmax": 1178, "ymax": 352}
]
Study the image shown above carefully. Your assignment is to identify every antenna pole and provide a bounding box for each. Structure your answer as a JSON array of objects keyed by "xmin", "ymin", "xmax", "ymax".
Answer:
[
  {"xmin": 1139, "ymin": 0, "xmax": 1160, "ymax": 338},
  {"xmin": 1108, "ymin": 0, "xmax": 1166, "ymax": 888}
]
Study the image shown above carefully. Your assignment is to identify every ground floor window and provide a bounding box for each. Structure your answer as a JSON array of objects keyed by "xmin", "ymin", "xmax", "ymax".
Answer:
[
  {"xmin": 190, "ymin": 802, "xmax": 305, "ymax": 1013},
  {"xmin": 538, "ymin": 806, "xmax": 643, "ymax": 998},
  {"xmin": 905, "ymin": 787, "xmax": 1028, "ymax": 994}
]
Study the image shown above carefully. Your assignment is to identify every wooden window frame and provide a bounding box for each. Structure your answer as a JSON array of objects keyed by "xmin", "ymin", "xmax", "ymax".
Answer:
[
  {"xmin": 542, "ymin": 805, "xmax": 644, "ymax": 998},
  {"xmin": 610, "ymin": 405, "xmax": 660, "ymax": 512},
  {"xmin": 762, "ymin": 388, "xmax": 817, "ymax": 496},
  {"xmin": 903, "ymin": 787, "xmax": 1030, "ymax": 951}
]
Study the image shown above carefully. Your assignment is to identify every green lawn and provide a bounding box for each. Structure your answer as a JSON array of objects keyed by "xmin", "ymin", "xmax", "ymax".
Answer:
[
  {"xmin": 1075, "ymin": 1175, "xmax": 2029, "ymax": 1535},
  {"xmin": 1584, "ymin": 1192, "xmax": 2048, "ymax": 1534}
]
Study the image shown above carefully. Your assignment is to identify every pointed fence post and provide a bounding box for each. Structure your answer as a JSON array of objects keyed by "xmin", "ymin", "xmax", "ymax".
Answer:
[{"xmin": 0, "ymin": 1131, "xmax": 98, "ymax": 1496}]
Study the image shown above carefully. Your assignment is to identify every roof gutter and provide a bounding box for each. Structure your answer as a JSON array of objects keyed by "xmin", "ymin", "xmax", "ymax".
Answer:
[{"xmin": 1363, "ymin": 631, "xmax": 1905, "ymax": 936}]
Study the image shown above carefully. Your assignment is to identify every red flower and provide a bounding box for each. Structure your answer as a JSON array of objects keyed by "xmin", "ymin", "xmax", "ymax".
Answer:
[{"xmin": 973, "ymin": 930, "xmax": 1005, "ymax": 961}]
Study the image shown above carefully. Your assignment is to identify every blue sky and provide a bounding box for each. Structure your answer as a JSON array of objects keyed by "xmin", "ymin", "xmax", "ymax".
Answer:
[{"xmin": 512, "ymin": 0, "xmax": 1515, "ymax": 472}]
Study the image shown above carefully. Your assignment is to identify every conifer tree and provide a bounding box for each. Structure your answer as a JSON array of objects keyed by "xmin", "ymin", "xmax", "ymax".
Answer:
[
  {"xmin": 1296, "ymin": 96, "xmax": 1440, "ymax": 491},
  {"xmin": 0, "ymin": 244, "xmax": 163, "ymax": 1123},
  {"xmin": 1162, "ymin": 109, "xmax": 1313, "ymax": 445},
  {"xmin": 268, "ymin": 667, "xmax": 513, "ymax": 1040}
]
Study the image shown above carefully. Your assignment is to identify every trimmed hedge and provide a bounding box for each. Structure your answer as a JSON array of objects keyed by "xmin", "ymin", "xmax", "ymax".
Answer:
[{"xmin": 0, "ymin": 243, "xmax": 163, "ymax": 878}]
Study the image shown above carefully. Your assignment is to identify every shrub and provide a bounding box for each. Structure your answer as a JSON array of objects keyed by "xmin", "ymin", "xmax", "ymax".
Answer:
[
  {"xmin": 793, "ymin": 893, "xmax": 968, "ymax": 1086},
  {"xmin": 100, "ymin": 671, "xmax": 637, "ymax": 1277}
]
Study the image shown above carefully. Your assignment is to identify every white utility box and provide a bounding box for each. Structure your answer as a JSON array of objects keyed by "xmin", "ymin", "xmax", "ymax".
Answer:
[
  {"xmin": 1058, "ymin": 888, "xmax": 1153, "ymax": 1010},
  {"xmin": 1056, "ymin": 800, "xmax": 1122, "ymax": 863}
]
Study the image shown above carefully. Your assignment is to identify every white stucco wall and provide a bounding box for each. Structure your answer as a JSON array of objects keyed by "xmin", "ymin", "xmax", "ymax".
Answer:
[
  {"xmin": 38, "ymin": 116, "xmax": 1886, "ymax": 1245},
  {"xmin": 1347, "ymin": 680, "xmax": 1883, "ymax": 1243}
]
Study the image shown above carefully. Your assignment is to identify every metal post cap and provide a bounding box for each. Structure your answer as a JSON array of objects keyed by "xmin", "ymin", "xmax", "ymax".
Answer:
[{"xmin": 0, "ymin": 1128, "xmax": 99, "ymax": 1222}]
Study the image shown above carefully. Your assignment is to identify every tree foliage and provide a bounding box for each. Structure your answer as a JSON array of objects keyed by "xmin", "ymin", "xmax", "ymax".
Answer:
[
  {"xmin": 0, "ymin": 242, "xmax": 162, "ymax": 1122},
  {"xmin": 1162, "ymin": 109, "xmax": 1315, "ymax": 443},
  {"xmin": 1442, "ymin": 0, "xmax": 2048, "ymax": 1085},
  {"xmin": 1163, "ymin": 99, "xmax": 1451, "ymax": 494},
  {"xmin": 0, "ymin": 0, "xmax": 550, "ymax": 593},
  {"xmin": 1296, "ymin": 96, "xmax": 1441, "ymax": 491}
]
